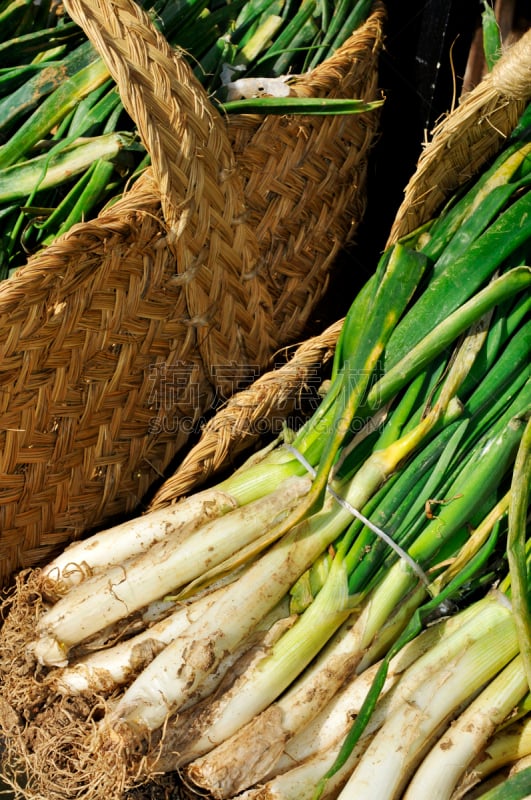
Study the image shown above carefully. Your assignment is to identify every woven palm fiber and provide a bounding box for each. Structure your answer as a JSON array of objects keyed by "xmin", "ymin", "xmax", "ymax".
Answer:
[
  {"xmin": 149, "ymin": 27, "xmax": 531, "ymax": 511},
  {"xmin": 0, "ymin": 0, "xmax": 385, "ymax": 586},
  {"xmin": 225, "ymin": 2, "xmax": 385, "ymax": 341}
]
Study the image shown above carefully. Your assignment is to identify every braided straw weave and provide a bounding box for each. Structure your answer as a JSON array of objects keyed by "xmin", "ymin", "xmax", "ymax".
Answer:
[
  {"xmin": 0, "ymin": 0, "xmax": 385, "ymax": 585},
  {"xmin": 149, "ymin": 27, "xmax": 531, "ymax": 511},
  {"xmin": 226, "ymin": 5, "xmax": 385, "ymax": 341}
]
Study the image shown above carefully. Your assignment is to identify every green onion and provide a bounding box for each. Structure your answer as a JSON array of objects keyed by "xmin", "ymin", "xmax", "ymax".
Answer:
[
  {"xmin": 0, "ymin": 57, "xmax": 111, "ymax": 170},
  {"xmin": 221, "ymin": 96, "xmax": 383, "ymax": 115},
  {"xmin": 481, "ymin": 0, "xmax": 502, "ymax": 71},
  {"xmin": 453, "ymin": 717, "xmax": 531, "ymax": 796},
  {"xmin": 0, "ymin": 40, "xmax": 99, "ymax": 135},
  {"xmin": 1, "ymin": 95, "xmax": 530, "ymax": 800},
  {"xmin": 0, "ymin": 132, "xmax": 140, "ymax": 203},
  {"xmin": 403, "ymin": 654, "xmax": 528, "ymax": 799}
]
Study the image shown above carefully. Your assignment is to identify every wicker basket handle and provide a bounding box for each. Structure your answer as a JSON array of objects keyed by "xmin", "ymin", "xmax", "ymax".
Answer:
[
  {"xmin": 62, "ymin": 0, "xmax": 237, "ymax": 239},
  {"xmin": 62, "ymin": 0, "xmax": 275, "ymax": 371}
]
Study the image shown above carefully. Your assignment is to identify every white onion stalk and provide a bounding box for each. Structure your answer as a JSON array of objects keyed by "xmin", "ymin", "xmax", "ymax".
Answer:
[
  {"xmin": 185, "ymin": 589, "xmax": 490, "ymax": 796},
  {"xmin": 403, "ymin": 653, "xmax": 528, "ymax": 800},
  {"xmin": 40, "ymin": 435, "xmax": 309, "ymax": 598},
  {"xmin": 272, "ymin": 661, "xmax": 383, "ymax": 774},
  {"xmin": 60, "ymin": 596, "xmax": 178, "ymax": 658},
  {"xmin": 196, "ymin": 639, "xmax": 423, "ymax": 799},
  {"xmin": 177, "ymin": 557, "xmax": 354, "ymax": 759},
  {"xmin": 102, "ymin": 489, "xmax": 353, "ymax": 736},
  {"xmin": 231, "ymin": 605, "xmax": 501, "ymax": 800},
  {"xmin": 183, "ymin": 583, "xmax": 422, "ymax": 793},
  {"xmin": 53, "ymin": 590, "xmax": 218, "ymax": 695},
  {"xmin": 54, "ymin": 584, "xmax": 291, "ymax": 696},
  {"xmin": 235, "ymin": 731, "xmax": 377, "ymax": 800},
  {"xmin": 98, "ymin": 428, "xmax": 422, "ymax": 748},
  {"xmin": 40, "ymin": 488, "xmax": 240, "ymax": 597},
  {"xmin": 155, "ymin": 411, "xmax": 456, "ymax": 773},
  {"xmin": 452, "ymin": 716, "xmax": 531, "ymax": 799},
  {"xmin": 335, "ymin": 594, "xmax": 519, "ymax": 800},
  {"xmin": 30, "ymin": 475, "xmax": 311, "ymax": 667},
  {"xmin": 181, "ymin": 559, "xmax": 419, "ymax": 769},
  {"xmin": 268, "ymin": 602, "xmax": 482, "ymax": 779},
  {"xmin": 179, "ymin": 600, "xmax": 297, "ymax": 712},
  {"xmin": 236, "ymin": 604, "xmax": 509, "ymax": 800}
]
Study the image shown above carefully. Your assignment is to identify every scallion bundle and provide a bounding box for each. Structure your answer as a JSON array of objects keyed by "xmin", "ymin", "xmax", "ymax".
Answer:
[{"xmin": 0, "ymin": 99, "xmax": 529, "ymax": 800}]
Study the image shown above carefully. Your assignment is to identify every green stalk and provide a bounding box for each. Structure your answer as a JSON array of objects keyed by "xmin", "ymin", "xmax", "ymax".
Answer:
[
  {"xmin": 0, "ymin": 0, "xmax": 32, "ymax": 38},
  {"xmin": 384, "ymin": 191, "xmax": 531, "ymax": 368},
  {"xmin": 371, "ymin": 267, "xmax": 531, "ymax": 410},
  {"xmin": 458, "ymin": 296, "xmax": 531, "ymax": 406},
  {"xmin": 234, "ymin": 14, "xmax": 285, "ymax": 65},
  {"xmin": 481, "ymin": 0, "xmax": 502, "ymax": 71},
  {"xmin": 65, "ymin": 79, "xmax": 117, "ymax": 136},
  {"xmin": 0, "ymin": 40, "xmax": 98, "ymax": 135},
  {"xmin": 472, "ymin": 766, "xmax": 531, "ymax": 800},
  {"xmin": 507, "ymin": 416, "xmax": 531, "ymax": 690},
  {"xmin": 431, "ymin": 163, "xmax": 531, "ymax": 275},
  {"xmin": 0, "ymin": 57, "xmax": 111, "ymax": 170},
  {"xmin": 161, "ymin": 266, "xmax": 528, "ymax": 608},
  {"xmin": 430, "ymin": 490, "xmax": 509, "ymax": 594},
  {"xmin": 221, "ymin": 96, "xmax": 382, "ymax": 115},
  {"xmin": 322, "ymin": 0, "xmax": 373, "ymax": 60},
  {"xmin": 293, "ymin": 405, "xmax": 468, "ymax": 610},
  {"xmin": 371, "ymin": 369, "xmax": 431, "ymax": 450},
  {"xmin": 0, "ymin": 133, "xmax": 140, "ymax": 203},
  {"xmin": 41, "ymin": 159, "xmax": 117, "ymax": 244},
  {"xmin": 0, "ymin": 61, "xmax": 56, "ymax": 95},
  {"xmin": 420, "ymin": 139, "xmax": 531, "ymax": 263},
  {"xmin": 0, "ymin": 20, "xmax": 81, "ymax": 65},
  {"xmin": 309, "ymin": 244, "xmax": 428, "ymax": 501},
  {"xmin": 29, "ymin": 162, "xmax": 98, "ymax": 238},
  {"xmin": 233, "ymin": 0, "xmax": 282, "ymax": 30},
  {"xmin": 35, "ymin": 95, "xmax": 126, "ymax": 243},
  {"xmin": 345, "ymin": 417, "xmax": 470, "ymax": 596},
  {"xmin": 306, "ymin": 0, "xmax": 371, "ymax": 68},
  {"xmin": 409, "ymin": 397, "xmax": 529, "ymax": 566}
]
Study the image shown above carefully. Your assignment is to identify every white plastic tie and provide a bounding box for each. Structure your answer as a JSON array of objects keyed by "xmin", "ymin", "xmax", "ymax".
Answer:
[{"xmin": 284, "ymin": 443, "xmax": 431, "ymax": 587}]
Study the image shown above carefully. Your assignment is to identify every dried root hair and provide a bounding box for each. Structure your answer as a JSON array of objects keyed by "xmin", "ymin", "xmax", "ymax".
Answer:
[
  {"xmin": 0, "ymin": 573, "xmax": 139, "ymax": 800},
  {"xmin": 0, "ymin": 693, "xmax": 129, "ymax": 800},
  {"xmin": 0, "ymin": 570, "xmax": 53, "ymax": 715}
]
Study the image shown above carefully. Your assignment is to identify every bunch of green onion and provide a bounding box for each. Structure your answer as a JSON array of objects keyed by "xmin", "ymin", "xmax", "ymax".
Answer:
[
  {"xmin": 0, "ymin": 0, "xmax": 375, "ymax": 278},
  {"xmin": 0, "ymin": 95, "xmax": 529, "ymax": 800}
]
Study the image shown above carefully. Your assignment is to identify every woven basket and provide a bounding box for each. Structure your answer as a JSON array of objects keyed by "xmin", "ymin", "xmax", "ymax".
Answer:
[
  {"xmin": 149, "ymin": 26, "xmax": 531, "ymax": 511},
  {"xmin": 0, "ymin": 0, "xmax": 385, "ymax": 586}
]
